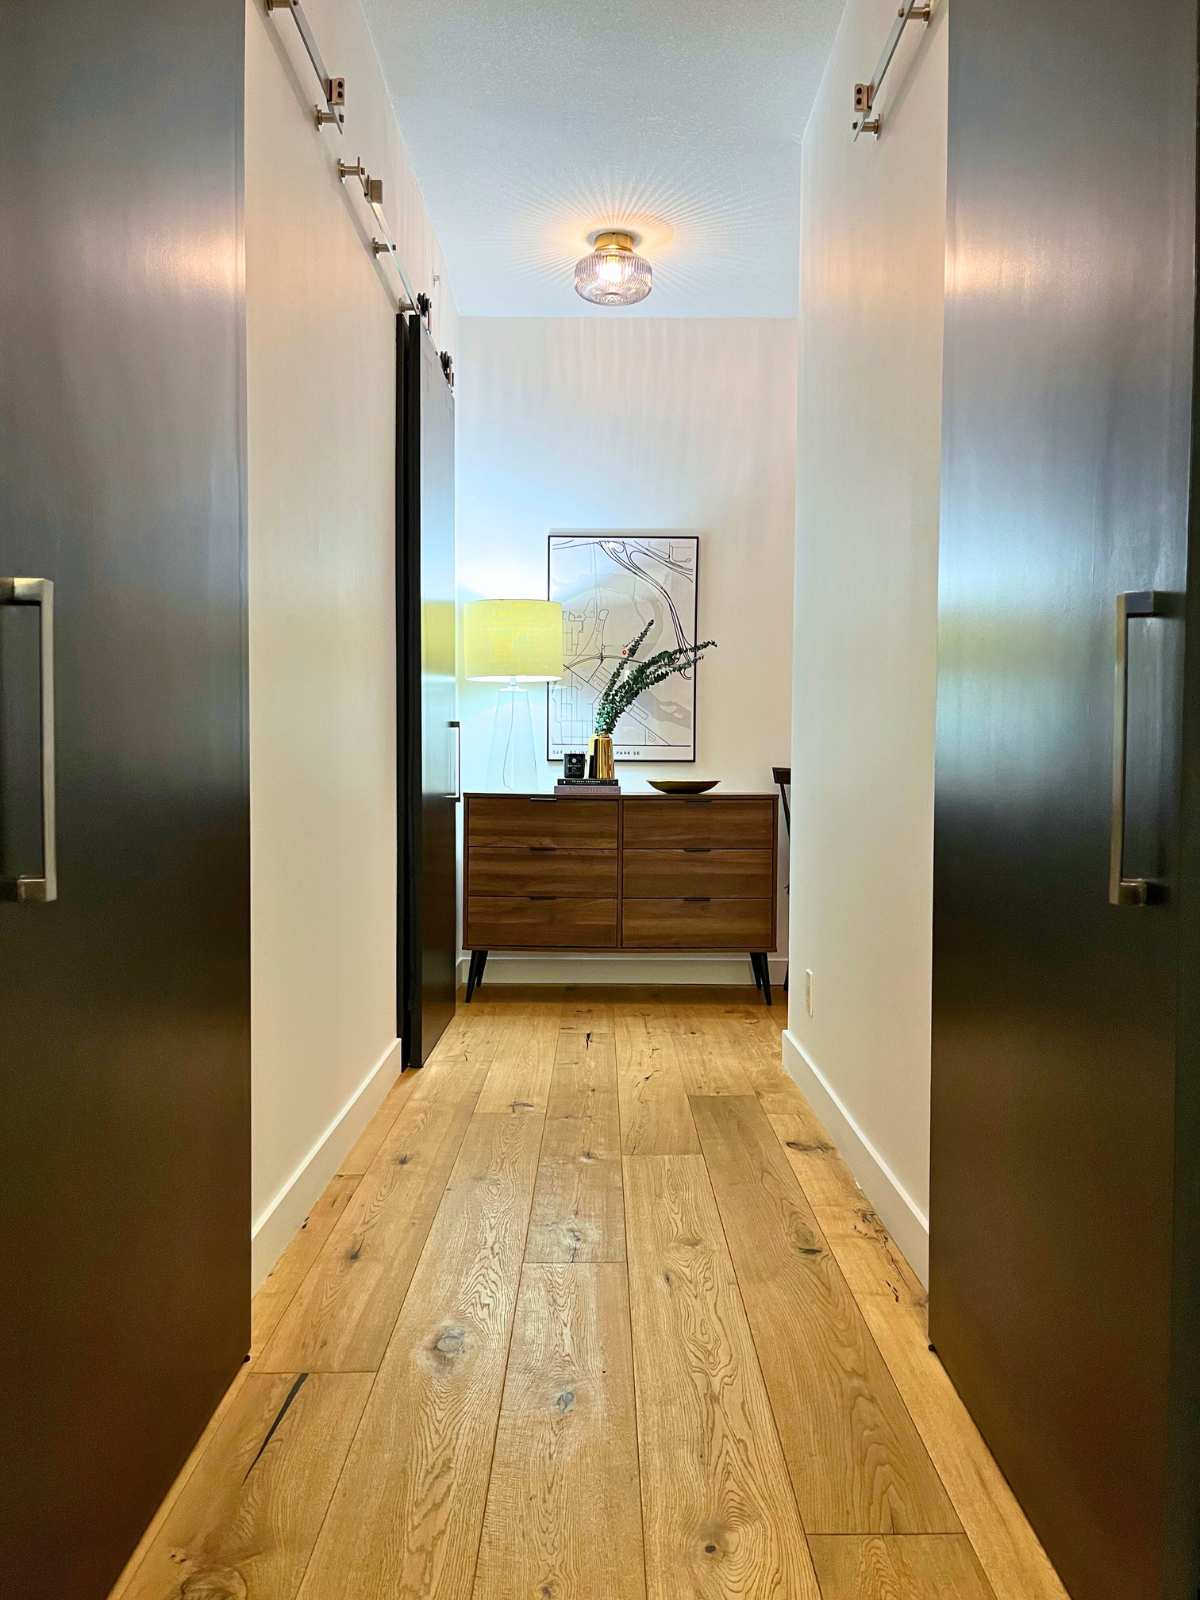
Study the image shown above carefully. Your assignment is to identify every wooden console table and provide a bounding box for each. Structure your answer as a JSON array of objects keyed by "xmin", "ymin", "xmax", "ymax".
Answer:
[{"xmin": 462, "ymin": 792, "xmax": 779, "ymax": 1003}]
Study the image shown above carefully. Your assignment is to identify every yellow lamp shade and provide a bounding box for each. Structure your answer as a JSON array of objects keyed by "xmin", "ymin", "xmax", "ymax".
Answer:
[{"xmin": 464, "ymin": 599, "xmax": 564, "ymax": 682}]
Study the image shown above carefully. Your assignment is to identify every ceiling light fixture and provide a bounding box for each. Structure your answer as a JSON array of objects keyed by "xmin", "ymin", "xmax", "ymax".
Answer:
[{"xmin": 574, "ymin": 231, "xmax": 652, "ymax": 306}]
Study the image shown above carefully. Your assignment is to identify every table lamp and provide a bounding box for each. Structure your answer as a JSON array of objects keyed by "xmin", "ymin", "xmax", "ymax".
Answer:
[{"xmin": 464, "ymin": 599, "xmax": 564, "ymax": 792}]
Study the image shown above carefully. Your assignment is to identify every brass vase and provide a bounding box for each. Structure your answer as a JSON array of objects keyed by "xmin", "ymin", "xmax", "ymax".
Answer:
[{"xmin": 587, "ymin": 733, "xmax": 615, "ymax": 781}]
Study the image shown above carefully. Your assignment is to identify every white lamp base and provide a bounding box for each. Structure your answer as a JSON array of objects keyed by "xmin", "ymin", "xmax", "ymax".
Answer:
[{"xmin": 486, "ymin": 679, "xmax": 538, "ymax": 792}]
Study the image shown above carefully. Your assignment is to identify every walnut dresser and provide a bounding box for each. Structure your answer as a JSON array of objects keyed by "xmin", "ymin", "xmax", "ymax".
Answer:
[{"xmin": 462, "ymin": 792, "xmax": 779, "ymax": 1003}]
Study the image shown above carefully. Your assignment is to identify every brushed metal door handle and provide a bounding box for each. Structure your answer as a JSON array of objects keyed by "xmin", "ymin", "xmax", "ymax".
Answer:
[
  {"xmin": 684, "ymin": 896, "xmax": 711, "ymax": 903},
  {"xmin": 0, "ymin": 578, "xmax": 57, "ymax": 903},
  {"xmin": 1110, "ymin": 590, "xmax": 1165, "ymax": 907},
  {"xmin": 683, "ymin": 847, "xmax": 712, "ymax": 853},
  {"xmin": 449, "ymin": 719, "xmax": 461, "ymax": 802}
]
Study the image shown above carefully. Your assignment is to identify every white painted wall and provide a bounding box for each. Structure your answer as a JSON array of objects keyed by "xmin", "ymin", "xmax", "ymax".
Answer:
[
  {"xmin": 455, "ymin": 316, "xmax": 796, "ymax": 983},
  {"xmin": 245, "ymin": 0, "xmax": 458, "ymax": 1287},
  {"xmin": 785, "ymin": 0, "xmax": 947, "ymax": 1283}
]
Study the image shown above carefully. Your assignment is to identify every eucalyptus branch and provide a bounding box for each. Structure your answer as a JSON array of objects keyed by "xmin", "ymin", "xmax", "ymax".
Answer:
[
  {"xmin": 594, "ymin": 620, "xmax": 653, "ymax": 733},
  {"xmin": 594, "ymin": 635, "xmax": 716, "ymax": 737}
]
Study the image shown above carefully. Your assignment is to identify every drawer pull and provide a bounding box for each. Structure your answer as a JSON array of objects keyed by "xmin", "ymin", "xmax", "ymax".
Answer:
[
  {"xmin": 530, "ymin": 845, "xmax": 556, "ymax": 852},
  {"xmin": 529, "ymin": 797, "xmax": 557, "ymax": 803},
  {"xmin": 527, "ymin": 894, "xmax": 556, "ymax": 900},
  {"xmin": 684, "ymin": 896, "xmax": 711, "ymax": 903},
  {"xmin": 683, "ymin": 847, "xmax": 712, "ymax": 853},
  {"xmin": 683, "ymin": 797, "xmax": 715, "ymax": 803}
]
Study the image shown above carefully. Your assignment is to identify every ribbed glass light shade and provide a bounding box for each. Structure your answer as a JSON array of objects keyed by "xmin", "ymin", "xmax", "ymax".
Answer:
[{"xmin": 574, "ymin": 233, "xmax": 652, "ymax": 306}]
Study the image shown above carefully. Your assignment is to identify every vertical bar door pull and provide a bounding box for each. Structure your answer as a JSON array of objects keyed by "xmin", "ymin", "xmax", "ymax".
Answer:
[
  {"xmin": 449, "ymin": 719, "xmax": 461, "ymax": 802},
  {"xmin": 1110, "ymin": 589, "xmax": 1162, "ymax": 907},
  {"xmin": 0, "ymin": 577, "xmax": 56, "ymax": 902}
]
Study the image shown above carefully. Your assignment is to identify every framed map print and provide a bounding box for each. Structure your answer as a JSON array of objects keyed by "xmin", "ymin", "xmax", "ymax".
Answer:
[{"xmin": 547, "ymin": 532, "xmax": 700, "ymax": 762}]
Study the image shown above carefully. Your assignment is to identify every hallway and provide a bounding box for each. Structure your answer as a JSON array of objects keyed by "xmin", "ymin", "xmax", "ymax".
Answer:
[{"xmin": 111, "ymin": 990, "xmax": 1066, "ymax": 1600}]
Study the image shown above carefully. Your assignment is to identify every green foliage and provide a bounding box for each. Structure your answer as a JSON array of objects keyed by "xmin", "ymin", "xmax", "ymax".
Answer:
[{"xmin": 593, "ymin": 619, "xmax": 717, "ymax": 738}]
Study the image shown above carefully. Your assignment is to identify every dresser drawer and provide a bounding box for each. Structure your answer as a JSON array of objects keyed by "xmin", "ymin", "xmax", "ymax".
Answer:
[
  {"xmin": 621, "ymin": 798, "xmax": 774, "ymax": 850},
  {"xmin": 623, "ymin": 848, "xmax": 773, "ymax": 900},
  {"xmin": 466, "ymin": 896, "xmax": 618, "ymax": 949},
  {"xmin": 469, "ymin": 848, "xmax": 618, "ymax": 898},
  {"xmin": 621, "ymin": 897, "xmax": 775, "ymax": 950},
  {"xmin": 467, "ymin": 796, "xmax": 618, "ymax": 849}
]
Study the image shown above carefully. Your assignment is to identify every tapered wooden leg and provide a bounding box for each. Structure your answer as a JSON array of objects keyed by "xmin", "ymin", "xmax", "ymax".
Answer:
[
  {"xmin": 753, "ymin": 954, "xmax": 772, "ymax": 1007},
  {"xmin": 465, "ymin": 949, "xmax": 488, "ymax": 1002}
]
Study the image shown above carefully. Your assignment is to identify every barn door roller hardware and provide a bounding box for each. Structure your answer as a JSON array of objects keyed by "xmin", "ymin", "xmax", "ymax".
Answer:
[
  {"xmin": 336, "ymin": 159, "xmax": 418, "ymax": 311},
  {"xmin": 265, "ymin": 0, "xmax": 346, "ymax": 132},
  {"xmin": 852, "ymin": 0, "xmax": 932, "ymax": 140}
]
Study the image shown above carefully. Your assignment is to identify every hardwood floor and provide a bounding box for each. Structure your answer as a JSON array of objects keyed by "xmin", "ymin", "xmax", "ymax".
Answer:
[{"xmin": 110, "ymin": 986, "xmax": 1070, "ymax": 1600}]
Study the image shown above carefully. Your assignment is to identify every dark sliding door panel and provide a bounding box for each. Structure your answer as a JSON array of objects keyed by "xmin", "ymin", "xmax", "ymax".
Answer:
[
  {"xmin": 0, "ymin": 4, "xmax": 250, "ymax": 1596},
  {"xmin": 398, "ymin": 313, "xmax": 457, "ymax": 1066},
  {"xmin": 933, "ymin": 2, "xmax": 1198, "ymax": 1597}
]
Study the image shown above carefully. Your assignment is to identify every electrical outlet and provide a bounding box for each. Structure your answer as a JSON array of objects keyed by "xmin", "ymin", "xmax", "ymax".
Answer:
[{"xmin": 805, "ymin": 969, "xmax": 814, "ymax": 1017}]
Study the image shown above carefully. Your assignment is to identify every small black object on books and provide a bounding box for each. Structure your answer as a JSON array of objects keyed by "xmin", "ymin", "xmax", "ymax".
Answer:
[
  {"xmin": 553, "ymin": 781, "xmax": 621, "ymax": 796},
  {"xmin": 563, "ymin": 751, "xmax": 587, "ymax": 780}
]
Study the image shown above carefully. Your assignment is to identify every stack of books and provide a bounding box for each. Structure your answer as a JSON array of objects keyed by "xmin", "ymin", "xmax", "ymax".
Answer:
[{"xmin": 553, "ymin": 778, "xmax": 621, "ymax": 797}]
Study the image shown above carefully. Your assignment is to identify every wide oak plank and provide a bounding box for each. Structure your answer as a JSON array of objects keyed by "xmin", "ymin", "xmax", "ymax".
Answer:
[
  {"xmin": 251, "ymin": 1173, "xmax": 361, "ymax": 1358},
  {"xmin": 690, "ymin": 1096, "xmax": 958, "ymax": 1535},
  {"xmin": 298, "ymin": 1114, "xmax": 545, "ymax": 1600},
  {"xmin": 705, "ymin": 1006, "xmax": 802, "ymax": 1108},
  {"xmin": 526, "ymin": 1022, "xmax": 625, "ymax": 1262},
  {"xmin": 613, "ymin": 1004, "xmax": 700, "ymax": 1156},
  {"xmin": 257, "ymin": 1089, "xmax": 483, "ymax": 1372},
  {"xmin": 338, "ymin": 1066, "xmax": 421, "ymax": 1176},
  {"xmin": 475, "ymin": 1013, "xmax": 561, "ymax": 1115},
  {"xmin": 855, "ymin": 1297, "xmax": 1070, "ymax": 1600},
  {"xmin": 661, "ymin": 1000, "xmax": 757, "ymax": 1096},
  {"xmin": 813, "ymin": 1202, "xmax": 927, "ymax": 1308},
  {"xmin": 122, "ymin": 1372, "xmax": 372, "ymax": 1600},
  {"xmin": 768, "ymin": 1108, "xmax": 866, "ymax": 1209},
  {"xmin": 807, "ymin": 1534, "xmax": 996, "ymax": 1599},
  {"xmin": 624, "ymin": 1153, "xmax": 820, "ymax": 1600},
  {"xmin": 473, "ymin": 1264, "xmax": 645, "ymax": 1600}
]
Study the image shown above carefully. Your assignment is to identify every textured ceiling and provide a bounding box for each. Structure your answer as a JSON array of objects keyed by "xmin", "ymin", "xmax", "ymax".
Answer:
[{"xmin": 361, "ymin": 0, "xmax": 846, "ymax": 317}]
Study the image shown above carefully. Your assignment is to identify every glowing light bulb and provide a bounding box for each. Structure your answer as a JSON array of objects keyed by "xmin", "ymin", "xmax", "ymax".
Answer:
[{"xmin": 574, "ymin": 231, "xmax": 652, "ymax": 306}]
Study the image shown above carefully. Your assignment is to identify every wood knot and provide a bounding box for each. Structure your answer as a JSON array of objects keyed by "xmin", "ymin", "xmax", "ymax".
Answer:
[
  {"xmin": 434, "ymin": 1326, "xmax": 466, "ymax": 1357},
  {"xmin": 396, "ymin": 1154, "xmax": 412, "ymax": 1166},
  {"xmin": 510, "ymin": 1101, "xmax": 534, "ymax": 1112},
  {"xmin": 179, "ymin": 1571, "xmax": 249, "ymax": 1600},
  {"xmin": 346, "ymin": 1244, "xmax": 362, "ymax": 1262},
  {"xmin": 553, "ymin": 1389, "xmax": 576, "ymax": 1414}
]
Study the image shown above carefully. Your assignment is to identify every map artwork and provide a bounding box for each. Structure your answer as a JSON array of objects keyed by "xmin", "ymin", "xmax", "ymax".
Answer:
[{"xmin": 547, "ymin": 533, "xmax": 700, "ymax": 762}]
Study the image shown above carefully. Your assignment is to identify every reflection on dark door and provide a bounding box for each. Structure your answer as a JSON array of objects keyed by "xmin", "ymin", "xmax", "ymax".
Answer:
[
  {"xmin": 398, "ymin": 313, "xmax": 458, "ymax": 1066},
  {"xmin": 932, "ymin": 1, "xmax": 1199, "ymax": 1597},
  {"xmin": 0, "ymin": 3, "xmax": 250, "ymax": 1596}
]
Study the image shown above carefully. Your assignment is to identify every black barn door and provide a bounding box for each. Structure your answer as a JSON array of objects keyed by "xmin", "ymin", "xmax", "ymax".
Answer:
[
  {"xmin": 0, "ymin": 3, "xmax": 250, "ymax": 1596},
  {"xmin": 932, "ymin": 1, "xmax": 1200, "ymax": 1597},
  {"xmin": 398, "ymin": 313, "xmax": 457, "ymax": 1066}
]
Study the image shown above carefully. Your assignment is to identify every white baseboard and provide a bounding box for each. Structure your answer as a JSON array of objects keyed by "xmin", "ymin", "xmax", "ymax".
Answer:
[
  {"xmin": 251, "ymin": 1037, "xmax": 402, "ymax": 1292},
  {"xmin": 781, "ymin": 1029, "xmax": 929, "ymax": 1286},
  {"xmin": 457, "ymin": 953, "xmax": 789, "ymax": 987}
]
